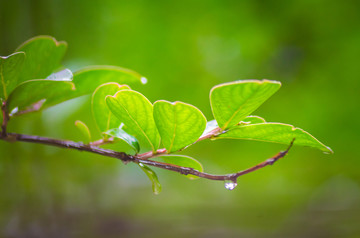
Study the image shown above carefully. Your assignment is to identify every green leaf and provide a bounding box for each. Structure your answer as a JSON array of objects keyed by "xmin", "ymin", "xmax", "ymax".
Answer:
[
  {"xmin": 16, "ymin": 35, "xmax": 67, "ymax": 83},
  {"xmin": 7, "ymin": 79, "xmax": 75, "ymax": 113},
  {"xmin": 138, "ymin": 163, "xmax": 162, "ymax": 195},
  {"xmin": 92, "ymin": 83, "xmax": 130, "ymax": 133},
  {"xmin": 156, "ymin": 155, "xmax": 203, "ymax": 179},
  {"xmin": 104, "ymin": 126, "xmax": 140, "ymax": 153},
  {"xmin": 210, "ymin": 80, "xmax": 281, "ymax": 130},
  {"xmin": 217, "ymin": 122, "xmax": 333, "ymax": 153},
  {"xmin": 153, "ymin": 100, "xmax": 206, "ymax": 152},
  {"xmin": 106, "ymin": 90, "xmax": 160, "ymax": 152},
  {"xmin": 0, "ymin": 52, "xmax": 26, "ymax": 100},
  {"xmin": 75, "ymin": 120, "xmax": 91, "ymax": 144},
  {"xmin": 42, "ymin": 66, "xmax": 146, "ymax": 109}
]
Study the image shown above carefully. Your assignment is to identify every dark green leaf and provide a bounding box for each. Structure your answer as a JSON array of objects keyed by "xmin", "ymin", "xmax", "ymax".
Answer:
[
  {"xmin": 210, "ymin": 80, "xmax": 281, "ymax": 130},
  {"xmin": 16, "ymin": 35, "xmax": 67, "ymax": 83},
  {"xmin": 42, "ymin": 66, "xmax": 146, "ymax": 109},
  {"xmin": 138, "ymin": 163, "xmax": 161, "ymax": 195},
  {"xmin": 92, "ymin": 83, "xmax": 129, "ymax": 133},
  {"xmin": 106, "ymin": 90, "xmax": 160, "ymax": 152},
  {"xmin": 7, "ymin": 79, "xmax": 75, "ymax": 113},
  {"xmin": 0, "ymin": 52, "xmax": 25, "ymax": 100},
  {"xmin": 104, "ymin": 126, "xmax": 140, "ymax": 153},
  {"xmin": 217, "ymin": 122, "xmax": 333, "ymax": 153},
  {"xmin": 156, "ymin": 155, "xmax": 203, "ymax": 179},
  {"xmin": 153, "ymin": 100, "xmax": 206, "ymax": 152},
  {"xmin": 75, "ymin": 120, "xmax": 91, "ymax": 143}
]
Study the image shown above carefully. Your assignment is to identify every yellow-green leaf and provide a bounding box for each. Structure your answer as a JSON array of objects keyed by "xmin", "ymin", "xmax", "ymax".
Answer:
[
  {"xmin": 106, "ymin": 90, "xmax": 160, "ymax": 152},
  {"xmin": 153, "ymin": 100, "xmax": 206, "ymax": 152},
  {"xmin": 217, "ymin": 122, "xmax": 333, "ymax": 153},
  {"xmin": 210, "ymin": 80, "xmax": 281, "ymax": 130}
]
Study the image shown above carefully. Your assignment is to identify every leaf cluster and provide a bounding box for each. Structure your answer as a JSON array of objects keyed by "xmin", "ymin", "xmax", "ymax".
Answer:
[{"xmin": 0, "ymin": 36, "xmax": 333, "ymax": 194}]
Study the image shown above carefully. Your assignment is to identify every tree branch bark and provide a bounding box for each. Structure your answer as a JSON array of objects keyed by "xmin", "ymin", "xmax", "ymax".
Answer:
[{"xmin": 0, "ymin": 131, "xmax": 294, "ymax": 183}]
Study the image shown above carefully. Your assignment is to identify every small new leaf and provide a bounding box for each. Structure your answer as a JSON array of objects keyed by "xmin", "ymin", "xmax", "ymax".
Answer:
[
  {"xmin": 138, "ymin": 163, "xmax": 162, "ymax": 195},
  {"xmin": 217, "ymin": 122, "xmax": 333, "ymax": 153},
  {"xmin": 210, "ymin": 80, "xmax": 281, "ymax": 130},
  {"xmin": 75, "ymin": 120, "xmax": 91, "ymax": 144},
  {"xmin": 104, "ymin": 126, "xmax": 140, "ymax": 153},
  {"xmin": 153, "ymin": 100, "xmax": 206, "ymax": 152},
  {"xmin": 106, "ymin": 90, "xmax": 160, "ymax": 152}
]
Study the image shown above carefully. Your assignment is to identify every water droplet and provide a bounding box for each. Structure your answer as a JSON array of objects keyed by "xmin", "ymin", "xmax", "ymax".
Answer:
[
  {"xmin": 141, "ymin": 77, "xmax": 148, "ymax": 84},
  {"xmin": 224, "ymin": 180, "xmax": 237, "ymax": 190}
]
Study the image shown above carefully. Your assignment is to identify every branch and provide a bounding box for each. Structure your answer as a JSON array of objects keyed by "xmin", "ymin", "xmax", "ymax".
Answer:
[{"xmin": 0, "ymin": 131, "xmax": 294, "ymax": 183}]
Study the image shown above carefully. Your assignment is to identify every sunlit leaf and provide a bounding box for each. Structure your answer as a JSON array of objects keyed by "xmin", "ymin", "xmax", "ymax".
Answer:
[
  {"xmin": 104, "ymin": 126, "xmax": 140, "ymax": 153},
  {"xmin": 138, "ymin": 163, "xmax": 161, "ymax": 195},
  {"xmin": 7, "ymin": 79, "xmax": 75, "ymax": 113},
  {"xmin": 92, "ymin": 83, "xmax": 129, "ymax": 133},
  {"xmin": 210, "ymin": 80, "xmax": 281, "ymax": 130},
  {"xmin": 75, "ymin": 120, "xmax": 91, "ymax": 144},
  {"xmin": 16, "ymin": 35, "xmax": 67, "ymax": 83},
  {"xmin": 42, "ymin": 66, "xmax": 146, "ymax": 109},
  {"xmin": 0, "ymin": 52, "xmax": 25, "ymax": 100},
  {"xmin": 153, "ymin": 100, "xmax": 206, "ymax": 152},
  {"xmin": 156, "ymin": 155, "xmax": 203, "ymax": 179},
  {"xmin": 217, "ymin": 122, "xmax": 333, "ymax": 153},
  {"xmin": 106, "ymin": 90, "xmax": 160, "ymax": 152}
]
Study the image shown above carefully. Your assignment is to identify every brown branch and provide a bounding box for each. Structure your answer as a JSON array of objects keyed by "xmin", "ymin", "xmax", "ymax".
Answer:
[
  {"xmin": 0, "ymin": 130, "xmax": 295, "ymax": 183},
  {"xmin": 1, "ymin": 101, "xmax": 9, "ymax": 137}
]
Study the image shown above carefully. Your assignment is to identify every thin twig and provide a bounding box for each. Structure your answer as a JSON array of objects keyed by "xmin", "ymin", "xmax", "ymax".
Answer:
[
  {"xmin": 0, "ymin": 131, "xmax": 294, "ymax": 182},
  {"xmin": 1, "ymin": 101, "xmax": 9, "ymax": 137}
]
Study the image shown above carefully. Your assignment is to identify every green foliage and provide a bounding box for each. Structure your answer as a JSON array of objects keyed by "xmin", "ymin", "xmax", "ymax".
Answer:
[
  {"xmin": 15, "ymin": 36, "xmax": 67, "ymax": 83},
  {"xmin": 138, "ymin": 163, "xmax": 162, "ymax": 195},
  {"xmin": 92, "ymin": 83, "xmax": 129, "ymax": 133},
  {"xmin": 106, "ymin": 90, "xmax": 160, "ymax": 152},
  {"xmin": 0, "ymin": 52, "xmax": 25, "ymax": 100},
  {"xmin": 75, "ymin": 120, "xmax": 92, "ymax": 144},
  {"xmin": 210, "ymin": 80, "xmax": 281, "ymax": 130},
  {"xmin": 0, "ymin": 36, "xmax": 333, "ymax": 194},
  {"xmin": 153, "ymin": 100, "xmax": 206, "ymax": 152},
  {"xmin": 104, "ymin": 126, "xmax": 140, "ymax": 153},
  {"xmin": 217, "ymin": 123, "xmax": 333, "ymax": 153}
]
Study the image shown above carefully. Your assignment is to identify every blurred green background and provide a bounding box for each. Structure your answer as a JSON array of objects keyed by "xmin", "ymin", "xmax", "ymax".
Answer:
[{"xmin": 1, "ymin": 0, "xmax": 359, "ymax": 237}]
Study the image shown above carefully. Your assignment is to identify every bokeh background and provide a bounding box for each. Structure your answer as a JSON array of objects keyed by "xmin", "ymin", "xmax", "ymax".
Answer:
[{"xmin": 1, "ymin": 0, "xmax": 359, "ymax": 237}]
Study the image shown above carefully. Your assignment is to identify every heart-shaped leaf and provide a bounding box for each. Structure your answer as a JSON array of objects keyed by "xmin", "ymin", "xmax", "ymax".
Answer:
[
  {"xmin": 75, "ymin": 120, "xmax": 91, "ymax": 144},
  {"xmin": 16, "ymin": 36, "xmax": 67, "ymax": 83},
  {"xmin": 155, "ymin": 155, "xmax": 203, "ymax": 179},
  {"xmin": 217, "ymin": 122, "xmax": 333, "ymax": 153},
  {"xmin": 92, "ymin": 83, "xmax": 129, "ymax": 133},
  {"xmin": 104, "ymin": 126, "xmax": 140, "ymax": 153},
  {"xmin": 153, "ymin": 100, "xmax": 206, "ymax": 152},
  {"xmin": 0, "ymin": 52, "xmax": 25, "ymax": 100},
  {"xmin": 210, "ymin": 80, "xmax": 281, "ymax": 130},
  {"xmin": 138, "ymin": 163, "xmax": 162, "ymax": 195},
  {"xmin": 7, "ymin": 79, "xmax": 75, "ymax": 113},
  {"xmin": 106, "ymin": 90, "xmax": 160, "ymax": 152}
]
